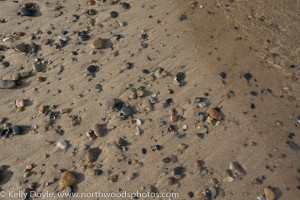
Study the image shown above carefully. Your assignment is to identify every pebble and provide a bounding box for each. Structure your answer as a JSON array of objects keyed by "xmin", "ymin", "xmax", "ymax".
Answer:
[
  {"xmin": 15, "ymin": 43, "xmax": 27, "ymax": 52},
  {"xmin": 0, "ymin": 80, "xmax": 16, "ymax": 89},
  {"xmin": 208, "ymin": 107, "xmax": 222, "ymax": 121},
  {"xmin": 94, "ymin": 169, "xmax": 103, "ymax": 176},
  {"xmin": 32, "ymin": 62, "xmax": 42, "ymax": 72},
  {"xmin": 187, "ymin": 191, "xmax": 194, "ymax": 198},
  {"xmin": 244, "ymin": 72, "xmax": 253, "ymax": 82},
  {"xmin": 95, "ymin": 84, "xmax": 102, "ymax": 92},
  {"xmin": 129, "ymin": 173, "xmax": 138, "ymax": 180},
  {"xmin": 87, "ymin": 65, "xmax": 97, "ymax": 74},
  {"xmin": 173, "ymin": 166, "xmax": 184, "ymax": 175},
  {"xmin": 135, "ymin": 126, "xmax": 141, "ymax": 135},
  {"xmin": 142, "ymin": 148, "xmax": 147, "ymax": 154},
  {"xmin": 219, "ymin": 72, "xmax": 227, "ymax": 79},
  {"xmin": 110, "ymin": 174, "xmax": 119, "ymax": 182},
  {"xmin": 92, "ymin": 38, "xmax": 105, "ymax": 49},
  {"xmin": 1, "ymin": 61, "xmax": 10, "ymax": 68},
  {"xmin": 167, "ymin": 177, "xmax": 176, "ymax": 185},
  {"xmin": 57, "ymin": 140, "xmax": 68, "ymax": 150},
  {"xmin": 19, "ymin": 71, "xmax": 31, "ymax": 78},
  {"xmin": 19, "ymin": 6, "xmax": 35, "ymax": 17},
  {"xmin": 257, "ymin": 195, "xmax": 266, "ymax": 200},
  {"xmin": 121, "ymin": 106, "xmax": 133, "ymax": 117},
  {"xmin": 59, "ymin": 108, "xmax": 70, "ymax": 114},
  {"xmin": 120, "ymin": 2, "xmax": 131, "ymax": 10},
  {"xmin": 264, "ymin": 188, "xmax": 275, "ymax": 200},
  {"xmin": 11, "ymin": 125, "xmax": 22, "ymax": 135},
  {"xmin": 162, "ymin": 157, "xmax": 171, "ymax": 164},
  {"xmin": 60, "ymin": 171, "xmax": 77, "ymax": 188},
  {"xmin": 110, "ymin": 11, "xmax": 119, "ymax": 18},
  {"xmin": 94, "ymin": 124, "xmax": 105, "ymax": 137},
  {"xmin": 229, "ymin": 161, "xmax": 246, "ymax": 176},
  {"xmin": 143, "ymin": 100, "xmax": 153, "ymax": 111}
]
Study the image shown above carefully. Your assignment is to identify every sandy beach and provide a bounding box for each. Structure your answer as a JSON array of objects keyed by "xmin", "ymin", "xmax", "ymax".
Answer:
[{"xmin": 0, "ymin": 0, "xmax": 299, "ymax": 199}]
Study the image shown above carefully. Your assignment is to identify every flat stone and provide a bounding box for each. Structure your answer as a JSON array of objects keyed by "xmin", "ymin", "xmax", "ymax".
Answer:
[
  {"xmin": 0, "ymin": 80, "xmax": 16, "ymax": 89},
  {"xmin": 110, "ymin": 11, "xmax": 119, "ymax": 18},
  {"xmin": 11, "ymin": 125, "xmax": 22, "ymax": 135},
  {"xmin": 173, "ymin": 166, "xmax": 184, "ymax": 175},
  {"xmin": 57, "ymin": 140, "xmax": 68, "ymax": 150},
  {"xmin": 208, "ymin": 108, "xmax": 221, "ymax": 121}
]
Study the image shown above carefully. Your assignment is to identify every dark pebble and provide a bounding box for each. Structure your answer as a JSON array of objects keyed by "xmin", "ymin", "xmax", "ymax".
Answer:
[
  {"xmin": 250, "ymin": 91, "xmax": 258, "ymax": 96},
  {"xmin": 19, "ymin": 7, "xmax": 35, "ymax": 16},
  {"xmin": 117, "ymin": 137, "xmax": 130, "ymax": 147},
  {"xmin": 142, "ymin": 69, "xmax": 150, "ymax": 74},
  {"xmin": 1, "ymin": 61, "xmax": 10, "ymax": 68},
  {"xmin": 250, "ymin": 103, "xmax": 255, "ymax": 109},
  {"xmin": 176, "ymin": 72, "xmax": 186, "ymax": 81},
  {"xmin": 151, "ymin": 145, "xmax": 162, "ymax": 151},
  {"xmin": 95, "ymin": 84, "xmax": 102, "ymax": 92},
  {"xmin": 243, "ymin": 73, "xmax": 253, "ymax": 82},
  {"xmin": 11, "ymin": 125, "xmax": 22, "ymax": 135},
  {"xmin": 141, "ymin": 33, "xmax": 148, "ymax": 40},
  {"xmin": 120, "ymin": 2, "xmax": 131, "ymax": 10},
  {"xmin": 94, "ymin": 169, "xmax": 103, "ymax": 176},
  {"xmin": 187, "ymin": 191, "xmax": 194, "ymax": 198},
  {"xmin": 162, "ymin": 157, "xmax": 171, "ymax": 164},
  {"xmin": 173, "ymin": 166, "xmax": 184, "ymax": 175},
  {"xmin": 142, "ymin": 148, "xmax": 147, "ymax": 154},
  {"xmin": 110, "ymin": 11, "xmax": 119, "ymax": 18},
  {"xmin": 179, "ymin": 14, "xmax": 187, "ymax": 21},
  {"xmin": 219, "ymin": 72, "xmax": 226, "ymax": 79},
  {"xmin": 80, "ymin": 34, "xmax": 90, "ymax": 41},
  {"xmin": 141, "ymin": 43, "xmax": 148, "ymax": 48},
  {"xmin": 87, "ymin": 65, "xmax": 97, "ymax": 74}
]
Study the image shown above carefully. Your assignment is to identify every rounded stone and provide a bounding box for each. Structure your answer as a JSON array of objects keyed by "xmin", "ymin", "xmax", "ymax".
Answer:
[
  {"xmin": 264, "ymin": 188, "xmax": 275, "ymax": 200},
  {"xmin": 92, "ymin": 38, "xmax": 105, "ymax": 49},
  {"xmin": 87, "ymin": 65, "xmax": 97, "ymax": 74},
  {"xmin": 32, "ymin": 62, "xmax": 42, "ymax": 72},
  {"xmin": 173, "ymin": 166, "xmax": 184, "ymax": 175},
  {"xmin": 1, "ymin": 61, "xmax": 10, "ymax": 68},
  {"xmin": 94, "ymin": 124, "xmax": 105, "ymax": 137},
  {"xmin": 110, "ymin": 11, "xmax": 119, "ymax": 18},
  {"xmin": 11, "ymin": 125, "xmax": 22, "ymax": 135},
  {"xmin": 15, "ymin": 43, "xmax": 27, "ymax": 52},
  {"xmin": 95, "ymin": 84, "xmax": 102, "ymax": 92},
  {"xmin": 120, "ymin": 106, "xmax": 133, "ymax": 117},
  {"xmin": 60, "ymin": 171, "xmax": 77, "ymax": 188},
  {"xmin": 167, "ymin": 177, "xmax": 175, "ymax": 185},
  {"xmin": 94, "ymin": 169, "xmax": 103, "ymax": 176},
  {"xmin": 57, "ymin": 140, "xmax": 68, "ymax": 150}
]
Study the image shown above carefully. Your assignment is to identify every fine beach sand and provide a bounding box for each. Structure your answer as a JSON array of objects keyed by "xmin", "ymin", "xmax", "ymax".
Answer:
[{"xmin": 0, "ymin": 0, "xmax": 299, "ymax": 199}]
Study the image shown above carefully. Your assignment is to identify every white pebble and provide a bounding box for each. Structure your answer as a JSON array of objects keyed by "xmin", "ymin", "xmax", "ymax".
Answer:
[
  {"xmin": 57, "ymin": 140, "xmax": 68, "ymax": 150},
  {"xmin": 136, "ymin": 119, "xmax": 142, "ymax": 126}
]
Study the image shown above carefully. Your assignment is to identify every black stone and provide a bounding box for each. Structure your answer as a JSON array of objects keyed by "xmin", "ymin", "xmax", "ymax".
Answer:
[
  {"xmin": 219, "ymin": 72, "xmax": 226, "ymax": 79},
  {"xmin": 120, "ymin": 2, "xmax": 131, "ymax": 10},
  {"xmin": 11, "ymin": 125, "xmax": 22, "ymax": 135},
  {"xmin": 250, "ymin": 91, "xmax": 258, "ymax": 96},
  {"xmin": 1, "ymin": 61, "xmax": 10, "ymax": 68},
  {"xmin": 141, "ymin": 33, "xmax": 148, "ymax": 40},
  {"xmin": 142, "ymin": 148, "xmax": 147, "ymax": 154},
  {"xmin": 179, "ymin": 14, "xmax": 187, "ymax": 21},
  {"xmin": 162, "ymin": 157, "xmax": 171, "ymax": 164},
  {"xmin": 110, "ymin": 11, "xmax": 119, "ymax": 18},
  {"xmin": 117, "ymin": 137, "xmax": 130, "ymax": 147},
  {"xmin": 176, "ymin": 72, "xmax": 186, "ymax": 81},
  {"xmin": 187, "ymin": 191, "xmax": 194, "ymax": 198},
  {"xmin": 87, "ymin": 65, "xmax": 97, "ymax": 74},
  {"xmin": 80, "ymin": 34, "xmax": 90, "ymax": 41},
  {"xmin": 142, "ymin": 69, "xmax": 150, "ymax": 74},
  {"xmin": 243, "ymin": 73, "xmax": 253, "ymax": 82},
  {"xmin": 94, "ymin": 169, "xmax": 103, "ymax": 176},
  {"xmin": 250, "ymin": 103, "xmax": 255, "ymax": 109},
  {"xmin": 173, "ymin": 166, "xmax": 184, "ymax": 175},
  {"xmin": 19, "ymin": 7, "xmax": 35, "ymax": 16}
]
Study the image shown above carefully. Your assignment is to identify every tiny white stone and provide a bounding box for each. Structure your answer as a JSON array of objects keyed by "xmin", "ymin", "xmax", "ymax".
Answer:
[
  {"xmin": 183, "ymin": 125, "xmax": 188, "ymax": 130},
  {"xmin": 135, "ymin": 126, "xmax": 141, "ymax": 135},
  {"xmin": 199, "ymin": 102, "xmax": 207, "ymax": 108},
  {"xmin": 2, "ymin": 36, "xmax": 11, "ymax": 42},
  {"xmin": 136, "ymin": 119, "xmax": 142, "ymax": 126}
]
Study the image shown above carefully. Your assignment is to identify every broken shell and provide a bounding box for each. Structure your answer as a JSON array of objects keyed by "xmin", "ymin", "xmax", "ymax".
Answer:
[
  {"xmin": 208, "ymin": 107, "xmax": 221, "ymax": 120},
  {"xmin": 60, "ymin": 171, "xmax": 77, "ymax": 189}
]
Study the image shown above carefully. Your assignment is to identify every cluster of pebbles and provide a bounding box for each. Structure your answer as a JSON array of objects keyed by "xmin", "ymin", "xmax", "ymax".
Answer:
[{"xmin": 0, "ymin": 0, "xmax": 296, "ymax": 199}]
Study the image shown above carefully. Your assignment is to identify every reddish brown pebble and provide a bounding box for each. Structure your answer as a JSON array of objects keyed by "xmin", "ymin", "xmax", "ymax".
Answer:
[
  {"xmin": 187, "ymin": 191, "xmax": 194, "ymax": 198},
  {"xmin": 167, "ymin": 177, "xmax": 175, "ymax": 185},
  {"xmin": 110, "ymin": 174, "xmax": 119, "ymax": 182}
]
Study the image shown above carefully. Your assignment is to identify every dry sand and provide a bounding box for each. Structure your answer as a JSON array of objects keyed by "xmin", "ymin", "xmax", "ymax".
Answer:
[{"xmin": 0, "ymin": 0, "xmax": 299, "ymax": 199}]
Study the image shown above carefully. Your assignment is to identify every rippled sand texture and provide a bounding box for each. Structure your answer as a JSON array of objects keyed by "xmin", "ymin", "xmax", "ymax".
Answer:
[{"xmin": 0, "ymin": 0, "xmax": 299, "ymax": 200}]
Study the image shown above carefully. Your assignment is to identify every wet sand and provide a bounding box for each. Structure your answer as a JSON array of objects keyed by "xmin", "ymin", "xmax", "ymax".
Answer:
[{"xmin": 0, "ymin": 0, "xmax": 299, "ymax": 199}]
